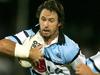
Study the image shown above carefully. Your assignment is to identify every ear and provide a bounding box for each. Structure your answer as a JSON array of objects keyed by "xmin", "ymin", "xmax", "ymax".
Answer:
[
  {"xmin": 58, "ymin": 23, "xmax": 62, "ymax": 27},
  {"xmin": 58, "ymin": 22, "xmax": 61, "ymax": 27},
  {"xmin": 58, "ymin": 22, "xmax": 63, "ymax": 29}
]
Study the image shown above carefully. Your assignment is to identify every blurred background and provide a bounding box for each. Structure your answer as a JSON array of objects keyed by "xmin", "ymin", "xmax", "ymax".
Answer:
[{"xmin": 0, "ymin": 0, "xmax": 100, "ymax": 75}]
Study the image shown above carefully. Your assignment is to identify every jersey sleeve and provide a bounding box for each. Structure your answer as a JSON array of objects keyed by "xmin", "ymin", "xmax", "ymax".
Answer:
[
  {"xmin": 44, "ymin": 34, "xmax": 80, "ymax": 64},
  {"xmin": 5, "ymin": 28, "xmax": 35, "ymax": 44},
  {"xmin": 86, "ymin": 51, "xmax": 100, "ymax": 73}
]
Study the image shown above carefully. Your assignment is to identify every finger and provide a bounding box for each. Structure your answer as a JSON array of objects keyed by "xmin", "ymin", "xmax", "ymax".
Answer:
[
  {"xmin": 75, "ymin": 69, "xmax": 82, "ymax": 75},
  {"xmin": 34, "ymin": 60, "xmax": 39, "ymax": 66},
  {"xmin": 36, "ymin": 44, "xmax": 43, "ymax": 49},
  {"xmin": 34, "ymin": 58, "xmax": 39, "ymax": 63}
]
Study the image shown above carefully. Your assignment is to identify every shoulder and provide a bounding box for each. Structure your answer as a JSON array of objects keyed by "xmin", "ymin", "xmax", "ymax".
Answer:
[
  {"xmin": 63, "ymin": 34, "xmax": 79, "ymax": 48},
  {"xmin": 60, "ymin": 34, "xmax": 80, "ymax": 63},
  {"xmin": 5, "ymin": 28, "xmax": 36, "ymax": 44},
  {"xmin": 45, "ymin": 34, "xmax": 80, "ymax": 64}
]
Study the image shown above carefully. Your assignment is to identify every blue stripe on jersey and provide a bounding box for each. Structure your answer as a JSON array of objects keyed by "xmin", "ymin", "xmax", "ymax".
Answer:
[
  {"xmin": 86, "ymin": 58, "xmax": 100, "ymax": 73},
  {"xmin": 24, "ymin": 29, "xmax": 35, "ymax": 37},
  {"xmin": 89, "ymin": 58, "xmax": 100, "ymax": 73},
  {"xmin": 6, "ymin": 28, "xmax": 35, "ymax": 44}
]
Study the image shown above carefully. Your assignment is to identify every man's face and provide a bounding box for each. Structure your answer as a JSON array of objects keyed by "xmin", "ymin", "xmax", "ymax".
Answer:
[{"xmin": 39, "ymin": 9, "xmax": 61, "ymax": 38}]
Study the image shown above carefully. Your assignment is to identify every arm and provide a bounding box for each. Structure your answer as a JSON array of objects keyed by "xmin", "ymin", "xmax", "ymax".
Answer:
[
  {"xmin": 0, "ymin": 38, "xmax": 43, "ymax": 60},
  {"xmin": 75, "ymin": 51, "xmax": 100, "ymax": 75},
  {"xmin": 0, "ymin": 38, "xmax": 30, "ymax": 58},
  {"xmin": 75, "ymin": 63, "xmax": 100, "ymax": 75},
  {"xmin": 0, "ymin": 39, "xmax": 15, "ymax": 56}
]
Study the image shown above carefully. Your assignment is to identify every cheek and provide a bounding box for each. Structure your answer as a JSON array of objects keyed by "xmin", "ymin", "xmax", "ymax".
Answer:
[{"xmin": 51, "ymin": 25, "xmax": 58, "ymax": 32}]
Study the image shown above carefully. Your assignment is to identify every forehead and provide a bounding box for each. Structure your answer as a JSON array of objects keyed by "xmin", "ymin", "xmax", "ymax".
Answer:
[{"xmin": 40, "ymin": 9, "xmax": 58, "ymax": 18}]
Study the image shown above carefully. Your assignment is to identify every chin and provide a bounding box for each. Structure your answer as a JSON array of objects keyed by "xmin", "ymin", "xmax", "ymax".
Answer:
[
  {"xmin": 42, "ymin": 33, "xmax": 49, "ymax": 37},
  {"xmin": 43, "ymin": 35, "xmax": 50, "ymax": 38}
]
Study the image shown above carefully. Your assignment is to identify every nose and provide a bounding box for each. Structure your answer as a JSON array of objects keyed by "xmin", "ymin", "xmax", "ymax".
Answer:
[{"xmin": 44, "ymin": 21, "xmax": 49, "ymax": 27}]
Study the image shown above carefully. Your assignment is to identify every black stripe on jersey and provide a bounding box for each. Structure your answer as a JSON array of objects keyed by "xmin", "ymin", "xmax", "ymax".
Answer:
[
  {"xmin": 89, "ymin": 58, "xmax": 100, "ymax": 73},
  {"xmin": 12, "ymin": 35, "xmax": 22, "ymax": 44},
  {"xmin": 70, "ymin": 49, "xmax": 80, "ymax": 64},
  {"xmin": 32, "ymin": 24, "xmax": 39, "ymax": 33},
  {"xmin": 44, "ymin": 55, "xmax": 63, "ymax": 65},
  {"xmin": 23, "ymin": 30, "xmax": 29, "ymax": 37},
  {"xmin": 58, "ymin": 30, "xmax": 65, "ymax": 45}
]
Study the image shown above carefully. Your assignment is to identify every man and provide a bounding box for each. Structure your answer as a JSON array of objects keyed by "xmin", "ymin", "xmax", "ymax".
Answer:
[
  {"xmin": 0, "ymin": 0, "xmax": 97, "ymax": 75},
  {"xmin": 75, "ymin": 51, "xmax": 100, "ymax": 75}
]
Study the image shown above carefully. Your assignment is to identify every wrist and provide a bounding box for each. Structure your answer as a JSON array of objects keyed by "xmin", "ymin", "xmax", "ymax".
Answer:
[{"xmin": 15, "ymin": 43, "xmax": 30, "ymax": 58}]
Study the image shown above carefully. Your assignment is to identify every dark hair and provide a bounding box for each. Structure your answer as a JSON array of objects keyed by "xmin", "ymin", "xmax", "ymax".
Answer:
[{"xmin": 36, "ymin": 0, "xmax": 65, "ymax": 29}]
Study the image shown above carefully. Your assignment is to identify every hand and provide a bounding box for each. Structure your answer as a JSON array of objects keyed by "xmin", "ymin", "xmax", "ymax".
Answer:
[
  {"xmin": 29, "ymin": 44, "xmax": 43, "ymax": 63},
  {"xmin": 75, "ymin": 63, "xmax": 96, "ymax": 75}
]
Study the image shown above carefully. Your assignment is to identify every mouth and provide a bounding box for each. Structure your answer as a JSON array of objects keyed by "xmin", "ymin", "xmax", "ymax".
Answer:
[
  {"xmin": 42, "ymin": 30, "xmax": 51, "ymax": 35},
  {"xmin": 42, "ymin": 29, "xmax": 50, "ymax": 33}
]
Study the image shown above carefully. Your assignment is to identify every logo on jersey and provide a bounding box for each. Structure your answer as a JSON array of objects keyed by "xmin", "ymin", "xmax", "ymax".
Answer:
[{"xmin": 31, "ymin": 40, "xmax": 41, "ymax": 48}]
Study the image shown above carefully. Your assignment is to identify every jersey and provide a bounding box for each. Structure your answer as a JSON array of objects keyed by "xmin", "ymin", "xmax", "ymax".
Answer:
[
  {"xmin": 86, "ymin": 51, "xmax": 100, "ymax": 73},
  {"xmin": 5, "ymin": 25, "xmax": 81, "ymax": 75}
]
